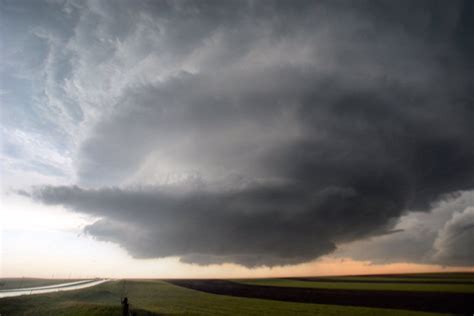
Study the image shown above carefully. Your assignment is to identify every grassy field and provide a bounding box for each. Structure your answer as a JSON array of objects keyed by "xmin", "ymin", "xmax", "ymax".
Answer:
[
  {"xmin": 0, "ymin": 279, "xmax": 446, "ymax": 316},
  {"xmin": 0, "ymin": 278, "xmax": 83, "ymax": 290},
  {"xmin": 303, "ymin": 277, "xmax": 474, "ymax": 283},
  {"xmin": 235, "ymin": 278, "xmax": 474, "ymax": 293},
  {"xmin": 357, "ymin": 273, "xmax": 474, "ymax": 279},
  {"xmin": 305, "ymin": 273, "xmax": 474, "ymax": 283}
]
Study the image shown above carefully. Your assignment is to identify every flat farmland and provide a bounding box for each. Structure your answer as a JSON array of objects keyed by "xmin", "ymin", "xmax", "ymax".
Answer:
[
  {"xmin": 170, "ymin": 278, "xmax": 474, "ymax": 315},
  {"xmin": 290, "ymin": 273, "xmax": 474, "ymax": 284},
  {"xmin": 234, "ymin": 278, "xmax": 474, "ymax": 293},
  {"xmin": 1, "ymin": 273, "xmax": 474, "ymax": 315},
  {"xmin": 0, "ymin": 279, "xmax": 447, "ymax": 316}
]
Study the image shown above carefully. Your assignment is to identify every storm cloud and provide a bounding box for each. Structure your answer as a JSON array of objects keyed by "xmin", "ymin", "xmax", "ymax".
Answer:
[
  {"xmin": 8, "ymin": 0, "xmax": 474, "ymax": 266},
  {"xmin": 334, "ymin": 191, "xmax": 474, "ymax": 266}
]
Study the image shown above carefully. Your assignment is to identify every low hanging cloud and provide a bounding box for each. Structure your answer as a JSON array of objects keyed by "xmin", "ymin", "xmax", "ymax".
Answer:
[
  {"xmin": 14, "ymin": 0, "xmax": 474, "ymax": 267},
  {"xmin": 334, "ymin": 191, "xmax": 474, "ymax": 266},
  {"xmin": 434, "ymin": 206, "xmax": 474, "ymax": 265},
  {"xmin": 29, "ymin": 183, "xmax": 404, "ymax": 267}
]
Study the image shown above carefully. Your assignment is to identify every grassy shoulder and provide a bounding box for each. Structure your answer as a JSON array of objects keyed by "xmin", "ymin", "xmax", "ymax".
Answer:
[
  {"xmin": 235, "ymin": 278, "xmax": 474, "ymax": 293},
  {"xmin": 0, "ymin": 279, "xmax": 447, "ymax": 316},
  {"xmin": 0, "ymin": 278, "xmax": 84, "ymax": 290}
]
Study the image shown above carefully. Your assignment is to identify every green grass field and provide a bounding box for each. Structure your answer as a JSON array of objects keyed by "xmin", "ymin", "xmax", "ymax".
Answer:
[
  {"xmin": 235, "ymin": 278, "xmax": 474, "ymax": 293},
  {"xmin": 308, "ymin": 273, "xmax": 474, "ymax": 283},
  {"xmin": 306, "ymin": 276, "xmax": 474, "ymax": 283},
  {"xmin": 360, "ymin": 273, "xmax": 474, "ymax": 279},
  {"xmin": 0, "ymin": 279, "xmax": 447, "ymax": 316},
  {"xmin": 0, "ymin": 278, "xmax": 83, "ymax": 290}
]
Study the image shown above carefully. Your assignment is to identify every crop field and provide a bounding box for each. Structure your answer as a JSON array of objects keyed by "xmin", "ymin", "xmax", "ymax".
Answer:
[
  {"xmin": 349, "ymin": 273, "xmax": 474, "ymax": 279},
  {"xmin": 294, "ymin": 276, "xmax": 474, "ymax": 283},
  {"xmin": 1, "ymin": 273, "xmax": 473, "ymax": 315},
  {"xmin": 290, "ymin": 273, "xmax": 474, "ymax": 284},
  {"xmin": 234, "ymin": 278, "xmax": 474, "ymax": 293}
]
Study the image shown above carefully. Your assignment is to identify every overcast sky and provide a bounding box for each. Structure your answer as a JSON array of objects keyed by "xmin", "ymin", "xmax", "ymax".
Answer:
[{"xmin": 1, "ymin": 0, "xmax": 473, "ymax": 277}]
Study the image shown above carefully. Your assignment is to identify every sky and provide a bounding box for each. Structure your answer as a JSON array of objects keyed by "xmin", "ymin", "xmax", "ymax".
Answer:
[{"xmin": 1, "ymin": 0, "xmax": 473, "ymax": 278}]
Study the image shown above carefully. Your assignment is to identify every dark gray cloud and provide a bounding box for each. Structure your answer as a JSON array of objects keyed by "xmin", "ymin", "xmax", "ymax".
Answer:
[
  {"xmin": 20, "ymin": 0, "xmax": 474, "ymax": 266},
  {"xmin": 29, "ymin": 183, "xmax": 397, "ymax": 267}
]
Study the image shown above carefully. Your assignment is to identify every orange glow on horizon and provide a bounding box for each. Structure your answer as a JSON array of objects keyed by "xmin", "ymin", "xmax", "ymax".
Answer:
[
  {"xmin": 186, "ymin": 257, "xmax": 474, "ymax": 279},
  {"xmin": 3, "ymin": 254, "xmax": 473, "ymax": 279}
]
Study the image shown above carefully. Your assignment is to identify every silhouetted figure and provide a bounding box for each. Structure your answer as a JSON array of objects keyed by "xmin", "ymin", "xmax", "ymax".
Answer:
[{"xmin": 121, "ymin": 297, "xmax": 129, "ymax": 316}]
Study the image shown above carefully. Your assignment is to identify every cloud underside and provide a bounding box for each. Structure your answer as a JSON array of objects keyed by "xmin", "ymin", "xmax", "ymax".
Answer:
[
  {"xmin": 15, "ymin": 0, "xmax": 474, "ymax": 267},
  {"xmin": 334, "ymin": 191, "xmax": 474, "ymax": 267}
]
